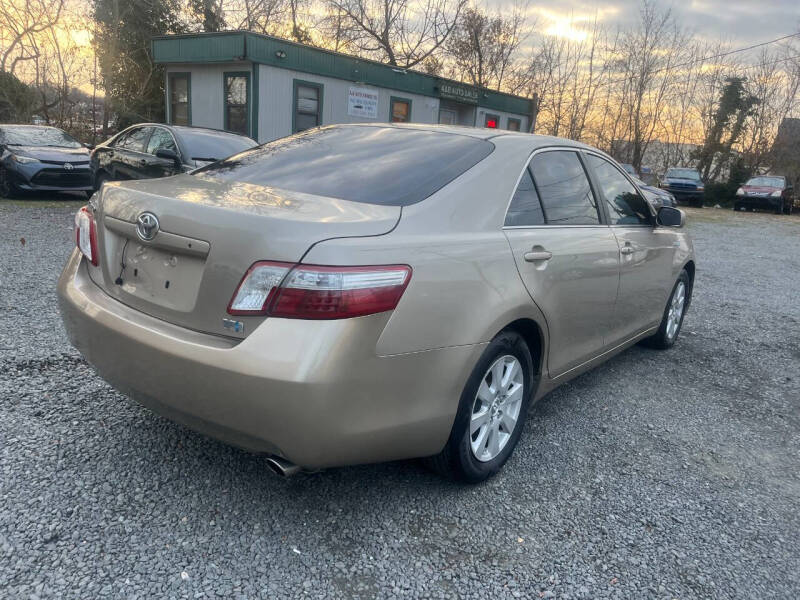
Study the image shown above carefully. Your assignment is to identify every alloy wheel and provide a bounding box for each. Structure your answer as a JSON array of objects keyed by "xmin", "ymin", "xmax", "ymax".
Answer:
[
  {"xmin": 470, "ymin": 355, "xmax": 524, "ymax": 462},
  {"xmin": 666, "ymin": 281, "xmax": 686, "ymax": 340}
]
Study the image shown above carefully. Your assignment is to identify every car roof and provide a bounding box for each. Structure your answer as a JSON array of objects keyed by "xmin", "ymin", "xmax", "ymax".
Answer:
[
  {"xmin": 340, "ymin": 123, "xmax": 595, "ymax": 151},
  {"xmin": 119, "ymin": 123, "xmax": 255, "ymax": 139},
  {"xmin": 0, "ymin": 124, "xmax": 63, "ymax": 130}
]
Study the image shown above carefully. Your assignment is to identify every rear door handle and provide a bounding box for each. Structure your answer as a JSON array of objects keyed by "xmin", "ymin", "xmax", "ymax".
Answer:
[{"xmin": 524, "ymin": 249, "xmax": 553, "ymax": 262}]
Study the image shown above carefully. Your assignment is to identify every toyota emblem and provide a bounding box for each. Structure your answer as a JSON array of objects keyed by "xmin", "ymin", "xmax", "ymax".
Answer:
[
  {"xmin": 63, "ymin": 162, "xmax": 74, "ymax": 171},
  {"xmin": 136, "ymin": 212, "xmax": 160, "ymax": 241}
]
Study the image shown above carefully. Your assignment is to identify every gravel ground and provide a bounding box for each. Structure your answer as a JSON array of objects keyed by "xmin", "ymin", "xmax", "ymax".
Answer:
[{"xmin": 1, "ymin": 197, "xmax": 799, "ymax": 599}]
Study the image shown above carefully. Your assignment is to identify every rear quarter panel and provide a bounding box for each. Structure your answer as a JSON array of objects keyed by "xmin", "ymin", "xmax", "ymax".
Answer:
[{"xmin": 302, "ymin": 138, "xmax": 551, "ymax": 358}]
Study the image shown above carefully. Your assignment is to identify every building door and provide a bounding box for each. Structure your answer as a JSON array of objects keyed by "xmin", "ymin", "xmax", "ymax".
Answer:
[{"xmin": 439, "ymin": 109, "xmax": 457, "ymax": 125}]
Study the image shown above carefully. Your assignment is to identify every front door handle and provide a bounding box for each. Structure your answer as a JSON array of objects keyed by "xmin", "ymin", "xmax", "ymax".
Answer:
[
  {"xmin": 620, "ymin": 243, "xmax": 634, "ymax": 255},
  {"xmin": 524, "ymin": 249, "xmax": 553, "ymax": 262}
]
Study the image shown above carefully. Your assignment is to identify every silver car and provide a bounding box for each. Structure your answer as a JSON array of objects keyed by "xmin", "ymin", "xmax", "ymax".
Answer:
[{"xmin": 58, "ymin": 124, "xmax": 695, "ymax": 482}]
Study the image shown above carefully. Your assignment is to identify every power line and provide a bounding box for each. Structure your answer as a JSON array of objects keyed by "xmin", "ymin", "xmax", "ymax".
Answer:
[{"xmin": 593, "ymin": 32, "xmax": 800, "ymax": 90}]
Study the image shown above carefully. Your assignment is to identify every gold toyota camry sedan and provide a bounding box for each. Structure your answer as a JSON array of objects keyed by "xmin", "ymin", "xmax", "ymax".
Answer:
[{"xmin": 58, "ymin": 124, "xmax": 695, "ymax": 482}]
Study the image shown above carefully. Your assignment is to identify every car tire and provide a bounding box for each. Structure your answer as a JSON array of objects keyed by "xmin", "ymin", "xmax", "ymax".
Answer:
[
  {"xmin": 733, "ymin": 203, "xmax": 740, "ymax": 211},
  {"xmin": 642, "ymin": 270, "xmax": 690, "ymax": 350},
  {"xmin": 426, "ymin": 330, "xmax": 535, "ymax": 483},
  {"xmin": 0, "ymin": 167, "xmax": 20, "ymax": 199},
  {"xmin": 775, "ymin": 200, "xmax": 784, "ymax": 215}
]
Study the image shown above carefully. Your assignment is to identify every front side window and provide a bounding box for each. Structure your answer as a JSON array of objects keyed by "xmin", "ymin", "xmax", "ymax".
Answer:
[
  {"xmin": 507, "ymin": 118, "xmax": 521, "ymax": 132},
  {"xmin": 116, "ymin": 127, "xmax": 152, "ymax": 152},
  {"xmin": 146, "ymin": 128, "xmax": 178, "ymax": 155},
  {"xmin": 505, "ymin": 168, "xmax": 545, "ymax": 226},
  {"xmin": 294, "ymin": 81, "xmax": 322, "ymax": 133},
  {"xmin": 529, "ymin": 151, "xmax": 599, "ymax": 225},
  {"xmin": 224, "ymin": 73, "xmax": 249, "ymax": 136},
  {"xmin": 585, "ymin": 154, "xmax": 651, "ymax": 225},
  {"xmin": 169, "ymin": 74, "xmax": 190, "ymax": 126},
  {"xmin": 390, "ymin": 98, "xmax": 411, "ymax": 123}
]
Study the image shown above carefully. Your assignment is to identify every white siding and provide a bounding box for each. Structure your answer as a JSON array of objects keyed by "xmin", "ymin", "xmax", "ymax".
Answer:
[
  {"xmin": 257, "ymin": 64, "xmax": 440, "ymax": 143},
  {"xmin": 166, "ymin": 62, "xmax": 530, "ymax": 143}
]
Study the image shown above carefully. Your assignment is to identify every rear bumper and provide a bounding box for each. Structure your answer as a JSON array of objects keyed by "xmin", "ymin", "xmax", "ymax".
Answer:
[{"xmin": 57, "ymin": 250, "xmax": 482, "ymax": 469}]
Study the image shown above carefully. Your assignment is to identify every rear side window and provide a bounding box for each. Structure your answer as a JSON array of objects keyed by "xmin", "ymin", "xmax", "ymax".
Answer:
[
  {"xmin": 505, "ymin": 169, "xmax": 544, "ymax": 226},
  {"xmin": 195, "ymin": 126, "xmax": 494, "ymax": 206},
  {"xmin": 530, "ymin": 151, "xmax": 599, "ymax": 225}
]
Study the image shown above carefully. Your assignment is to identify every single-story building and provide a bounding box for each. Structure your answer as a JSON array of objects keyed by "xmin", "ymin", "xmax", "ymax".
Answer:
[{"xmin": 151, "ymin": 31, "xmax": 537, "ymax": 143}]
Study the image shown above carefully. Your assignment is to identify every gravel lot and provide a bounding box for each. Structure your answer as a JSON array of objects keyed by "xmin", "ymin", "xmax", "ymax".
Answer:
[{"xmin": 1, "ymin": 196, "xmax": 799, "ymax": 599}]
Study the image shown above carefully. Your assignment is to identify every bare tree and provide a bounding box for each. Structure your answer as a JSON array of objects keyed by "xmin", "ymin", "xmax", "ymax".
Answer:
[
  {"xmin": 327, "ymin": 0, "xmax": 466, "ymax": 68},
  {"xmin": 606, "ymin": 0, "xmax": 689, "ymax": 170},
  {"xmin": 0, "ymin": 0, "xmax": 64, "ymax": 73},
  {"xmin": 443, "ymin": 3, "xmax": 526, "ymax": 90}
]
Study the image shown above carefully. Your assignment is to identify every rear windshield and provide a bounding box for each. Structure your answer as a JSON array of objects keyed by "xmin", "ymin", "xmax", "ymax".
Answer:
[
  {"xmin": 178, "ymin": 129, "xmax": 257, "ymax": 161},
  {"xmin": 193, "ymin": 126, "xmax": 495, "ymax": 206}
]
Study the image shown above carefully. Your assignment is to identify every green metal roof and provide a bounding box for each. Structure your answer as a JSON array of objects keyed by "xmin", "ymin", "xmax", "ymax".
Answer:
[{"xmin": 152, "ymin": 31, "xmax": 534, "ymax": 116}]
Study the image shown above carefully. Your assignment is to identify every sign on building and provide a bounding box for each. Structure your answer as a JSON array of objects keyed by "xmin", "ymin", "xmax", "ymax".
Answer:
[
  {"xmin": 348, "ymin": 87, "xmax": 379, "ymax": 119},
  {"xmin": 438, "ymin": 82, "xmax": 480, "ymax": 104}
]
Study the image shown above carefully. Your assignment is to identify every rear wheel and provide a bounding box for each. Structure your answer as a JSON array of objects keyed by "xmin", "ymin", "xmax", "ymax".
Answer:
[
  {"xmin": 426, "ymin": 331, "xmax": 534, "ymax": 483},
  {"xmin": 643, "ymin": 270, "xmax": 690, "ymax": 350}
]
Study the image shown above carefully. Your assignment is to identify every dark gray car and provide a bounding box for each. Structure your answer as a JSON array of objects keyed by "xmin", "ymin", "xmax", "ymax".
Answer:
[
  {"xmin": 90, "ymin": 124, "xmax": 257, "ymax": 189},
  {"xmin": 0, "ymin": 125, "xmax": 93, "ymax": 198}
]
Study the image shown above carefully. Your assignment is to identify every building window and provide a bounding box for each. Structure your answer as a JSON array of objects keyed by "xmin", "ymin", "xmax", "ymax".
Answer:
[
  {"xmin": 224, "ymin": 72, "xmax": 250, "ymax": 136},
  {"xmin": 484, "ymin": 113, "xmax": 499, "ymax": 129},
  {"xmin": 168, "ymin": 73, "xmax": 190, "ymax": 126},
  {"xmin": 390, "ymin": 97, "xmax": 411, "ymax": 123},
  {"xmin": 293, "ymin": 80, "xmax": 323, "ymax": 133},
  {"xmin": 507, "ymin": 118, "xmax": 521, "ymax": 132}
]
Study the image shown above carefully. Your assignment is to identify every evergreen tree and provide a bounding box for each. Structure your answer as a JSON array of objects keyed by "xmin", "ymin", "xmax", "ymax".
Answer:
[{"xmin": 93, "ymin": 0, "xmax": 185, "ymax": 130}]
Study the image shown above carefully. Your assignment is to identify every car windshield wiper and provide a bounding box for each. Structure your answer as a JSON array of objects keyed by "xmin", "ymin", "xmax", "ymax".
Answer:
[{"xmin": 193, "ymin": 157, "xmax": 218, "ymax": 162}]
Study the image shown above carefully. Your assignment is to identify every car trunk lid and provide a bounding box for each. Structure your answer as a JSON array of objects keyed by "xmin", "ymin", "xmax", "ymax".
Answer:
[{"xmin": 88, "ymin": 174, "xmax": 401, "ymax": 338}]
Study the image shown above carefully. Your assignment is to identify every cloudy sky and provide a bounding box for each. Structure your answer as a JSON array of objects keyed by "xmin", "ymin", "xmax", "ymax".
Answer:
[{"xmin": 518, "ymin": 0, "xmax": 800, "ymax": 47}]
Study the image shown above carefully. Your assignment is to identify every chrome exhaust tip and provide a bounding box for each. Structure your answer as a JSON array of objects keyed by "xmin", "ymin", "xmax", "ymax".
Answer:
[{"xmin": 265, "ymin": 456, "xmax": 301, "ymax": 477}]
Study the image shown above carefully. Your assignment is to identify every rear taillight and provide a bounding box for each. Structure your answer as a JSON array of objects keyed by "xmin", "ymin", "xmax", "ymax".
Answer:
[
  {"xmin": 228, "ymin": 262, "xmax": 411, "ymax": 319},
  {"xmin": 74, "ymin": 206, "xmax": 98, "ymax": 266},
  {"xmin": 227, "ymin": 261, "xmax": 292, "ymax": 315}
]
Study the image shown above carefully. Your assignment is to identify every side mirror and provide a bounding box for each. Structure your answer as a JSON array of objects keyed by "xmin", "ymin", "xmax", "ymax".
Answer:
[
  {"xmin": 84, "ymin": 143, "xmax": 95, "ymax": 150},
  {"xmin": 155, "ymin": 148, "xmax": 181, "ymax": 167},
  {"xmin": 657, "ymin": 206, "xmax": 685, "ymax": 227}
]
